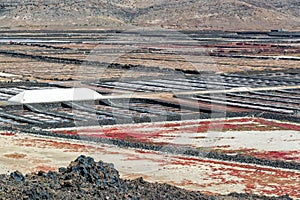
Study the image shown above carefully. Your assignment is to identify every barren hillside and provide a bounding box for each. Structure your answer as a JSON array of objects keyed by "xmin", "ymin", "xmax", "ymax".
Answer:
[
  {"xmin": 132, "ymin": 0, "xmax": 300, "ymax": 30},
  {"xmin": 0, "ymin": 0, "xmax": 299, "ymax": 30}
]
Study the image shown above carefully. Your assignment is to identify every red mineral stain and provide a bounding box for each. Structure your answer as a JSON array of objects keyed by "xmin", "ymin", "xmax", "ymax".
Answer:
[
  {"xmin": 250, "ymin": 151, "xmax": 300, "ymax": 162},
  {"xmin": 0, "ymin": 132, "xmax": 15, "ymax": 136},
  {"xmin": 4, "ymin": 153, "xmax": 27, "ymax": 159},
  {"xmin": 34, "ymin": 165, "xmax": 57, "ymax": 173}
]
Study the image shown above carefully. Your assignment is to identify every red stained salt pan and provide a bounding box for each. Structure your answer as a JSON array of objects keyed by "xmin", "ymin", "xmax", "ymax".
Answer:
[{"xmin": 51, "ymin": 118, "xmax": 300, "ymax": 144}]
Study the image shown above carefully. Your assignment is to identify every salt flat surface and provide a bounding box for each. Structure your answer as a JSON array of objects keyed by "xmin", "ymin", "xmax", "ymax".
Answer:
[{"xmin": 150, "ymin": 130, "xmax": 300, "ymax": 151}]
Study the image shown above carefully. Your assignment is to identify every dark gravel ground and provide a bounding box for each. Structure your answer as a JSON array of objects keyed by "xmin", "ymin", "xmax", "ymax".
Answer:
[{"xmin": 0, "ymin": 155, "xmax": 293, "ymax": 200}]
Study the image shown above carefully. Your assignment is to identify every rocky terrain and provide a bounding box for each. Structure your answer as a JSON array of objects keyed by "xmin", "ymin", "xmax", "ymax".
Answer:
[
  {"xmin": 0, "ymin": 0, "xmax": 299, "ymax": 30},
  {"xmin": 0, "ymin": 155, "xmax": 293, "ymax": 200}
]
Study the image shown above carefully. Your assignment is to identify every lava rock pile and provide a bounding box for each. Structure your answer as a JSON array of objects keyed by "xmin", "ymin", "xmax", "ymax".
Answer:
[{"xmin": 0, "ymin": 155, "xmax": 293, "ymax": 200}]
